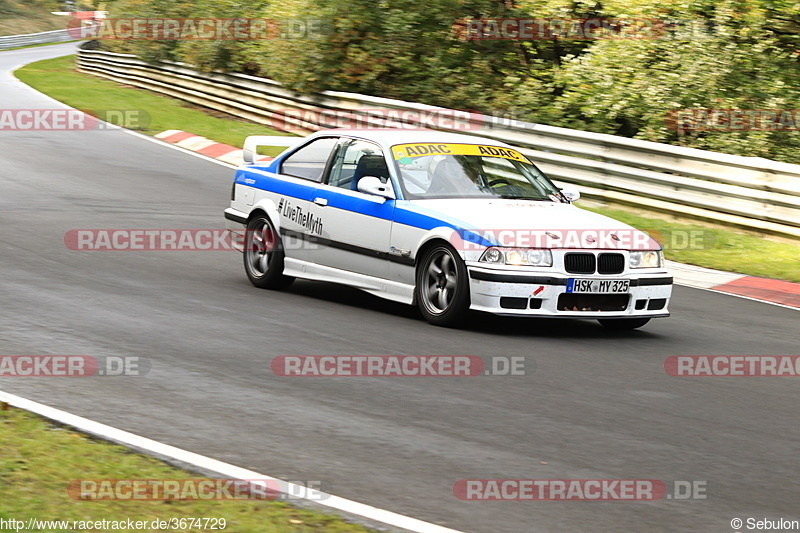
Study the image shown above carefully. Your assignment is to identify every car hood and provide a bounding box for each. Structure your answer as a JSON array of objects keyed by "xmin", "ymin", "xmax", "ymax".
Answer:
[{"xmin": 405, "ymin": 199, "xmax": 661, "ymax": 250}]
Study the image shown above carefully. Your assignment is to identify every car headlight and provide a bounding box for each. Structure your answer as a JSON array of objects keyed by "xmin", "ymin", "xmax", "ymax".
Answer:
[
  {"xmin": 479, "ymin": 247, "xmax": 553, "ymax": 267},
  {"xmin": 629, "ymin": 250, "xmax": 663, "ymax": 269}
]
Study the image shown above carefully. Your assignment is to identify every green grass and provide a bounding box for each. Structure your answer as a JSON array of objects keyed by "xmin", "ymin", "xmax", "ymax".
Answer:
[
  {"xmin": 0, "ymin": 0, "xmax": 69, "ymax": 36},
  {"xmin": 13, "ymin": 54, "xmax": 800, "ymax": 283},
  {"xmin": 0, "ymin": 405, "xmax": 375, "ymax": 532},
  {"xmin": 580, "ymin": 204, "xmax": 800, "ymax": 283},
  {"xmin": 14, "ymin": 55, "xmax": 290, "ymax": 154}
]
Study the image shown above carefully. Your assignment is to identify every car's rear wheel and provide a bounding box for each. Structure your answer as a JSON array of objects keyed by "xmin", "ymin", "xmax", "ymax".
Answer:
[
  {"xmin": 598, "ymin": 317, "xmax": 651, "ymax": 330},
  {"xmin": 244, "ymin": 214, "xmax": 294, "ymax": 290},
  {"xmin": 416, "ymin": 243, "xmax": 469, "ymax": 326}
]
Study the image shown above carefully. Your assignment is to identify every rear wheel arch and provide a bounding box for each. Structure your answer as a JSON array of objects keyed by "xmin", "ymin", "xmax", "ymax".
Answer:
[
  {"xmin": 243, "ymin": 211, "xmax": 294, "ymax": 290},
  {"xmin": 247, "ymin": 207, "xmax": 267, "ymax": 220}
]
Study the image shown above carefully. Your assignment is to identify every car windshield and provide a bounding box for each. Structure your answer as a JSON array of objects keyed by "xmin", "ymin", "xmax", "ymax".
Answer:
[{"xmin": 391, "ymin": 143, "xmax": 564, "ymax": 201}]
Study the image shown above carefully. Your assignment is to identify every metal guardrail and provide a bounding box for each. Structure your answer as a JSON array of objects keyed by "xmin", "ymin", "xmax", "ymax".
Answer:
[
  {"xmin": 0, "ymin": 29, "xmax": 74, "ymax": 51},
  {"xmin": 76, "ymin": 44, "xmax": 800, "ymax": 239}
]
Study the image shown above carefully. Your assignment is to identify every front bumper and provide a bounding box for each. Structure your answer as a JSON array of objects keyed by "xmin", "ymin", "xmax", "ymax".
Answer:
[{"xmin": 467, "ymin": 265, "xmax": 672, "ymax": 318}]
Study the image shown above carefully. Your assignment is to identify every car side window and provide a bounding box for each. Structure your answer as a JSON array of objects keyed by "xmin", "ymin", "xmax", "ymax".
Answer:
[
  {"xmin": 326, "ymin": 139, "xmax": 390, "ymax": 191},
  {"xmin": 281, "ymin": 137, "xmax": 339, "ymax": 182}
]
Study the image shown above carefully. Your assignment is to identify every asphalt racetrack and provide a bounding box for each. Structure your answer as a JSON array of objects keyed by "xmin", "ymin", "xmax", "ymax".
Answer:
[{"xmin": 1, "ymin": 43, "xmax": 799, "ymax": 532}]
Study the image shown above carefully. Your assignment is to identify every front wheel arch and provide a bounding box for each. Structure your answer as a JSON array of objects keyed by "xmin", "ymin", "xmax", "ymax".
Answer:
[
  {"xmin": 414, "ymin": 241, "xmax": 470, "ymax": 327},
  {"xmin": 412, "ymin": 239, "xmax": 457, "ymax": 304}
]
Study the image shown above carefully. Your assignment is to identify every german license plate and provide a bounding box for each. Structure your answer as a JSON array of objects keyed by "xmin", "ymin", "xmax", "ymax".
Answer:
[{"xmin": 567, "ymin": 279, "xmax": 630, "ymax": 294}]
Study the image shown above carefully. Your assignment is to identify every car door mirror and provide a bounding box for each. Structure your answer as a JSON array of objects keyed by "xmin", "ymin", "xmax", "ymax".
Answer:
[
  {"xmin": 559, "ymin": 184, "xmax": 580, "ymax": 202},
  {"xmin": 357, "ymin": 176, "xmax": 396, "ymax": 200}
]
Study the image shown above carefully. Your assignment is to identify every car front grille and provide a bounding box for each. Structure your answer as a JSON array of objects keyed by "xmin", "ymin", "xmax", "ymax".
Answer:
[
  {"xmin": 564, "ymin": 252, "xmax": 625, "ymax": 274},
  {"xmin": 597, "ymin": 253, "xmax": 625, "ymax": 274},
  {"xmin": 564, "ymin": 253, "xmax": 596, "ymax": 274}
]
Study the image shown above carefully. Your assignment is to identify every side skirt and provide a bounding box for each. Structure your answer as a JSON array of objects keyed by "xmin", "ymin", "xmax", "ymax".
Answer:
[{"xmin": 283, "ymin": 258, "xmax": 415, "ymax": 305}]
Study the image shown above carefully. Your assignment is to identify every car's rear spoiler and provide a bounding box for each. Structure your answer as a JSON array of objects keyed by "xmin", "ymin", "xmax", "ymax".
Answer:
[{"xmin": 242, "ymin": 135, "xmax": 304, "ymax": 164}]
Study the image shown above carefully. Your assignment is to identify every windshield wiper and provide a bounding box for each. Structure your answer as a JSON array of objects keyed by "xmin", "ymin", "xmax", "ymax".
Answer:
[{"xmin": 498, "ymin": 195, "xmax": 548, "ymax": 200}]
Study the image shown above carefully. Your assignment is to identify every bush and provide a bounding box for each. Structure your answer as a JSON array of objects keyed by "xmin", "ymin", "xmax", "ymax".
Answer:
[{"xmin": 100, "ymin": 0, "xmax": 800, "ymax": 163}]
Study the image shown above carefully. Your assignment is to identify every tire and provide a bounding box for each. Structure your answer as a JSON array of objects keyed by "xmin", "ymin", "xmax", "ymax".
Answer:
[
  {"xmin": 598, "ymin": 317, "xmax": 651, "ymax": 330},
  {"xmin": 243, "ymin": 213, "xmax": 294, "ymax": 290},
  {"xmin": 415, "ymin": 243, "xmax": 470, "ymax": 326}
]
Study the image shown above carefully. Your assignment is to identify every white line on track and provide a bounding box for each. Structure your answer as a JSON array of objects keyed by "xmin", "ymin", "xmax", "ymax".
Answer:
[{"xmin": 0, "ymin": 390, "xmax": 465, "ymax": 533}]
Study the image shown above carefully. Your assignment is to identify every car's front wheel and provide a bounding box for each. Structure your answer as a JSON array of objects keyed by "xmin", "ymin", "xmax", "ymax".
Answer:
[
  {"xmin": 598, "ymin": 318, "xmax": 651, "ymax": 330},
  {"xmin": 416, "ymin": 243, "xmax": 470, "ymax": 326},
  {"xmin": 243, "ymin": 214, "xmax": 294, "ymax": 290}
]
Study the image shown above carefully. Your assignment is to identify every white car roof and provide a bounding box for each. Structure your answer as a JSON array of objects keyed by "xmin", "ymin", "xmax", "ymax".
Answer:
[{"xmin": 307, "ymin": 128, "xmax": 515, "ymax": 149}]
